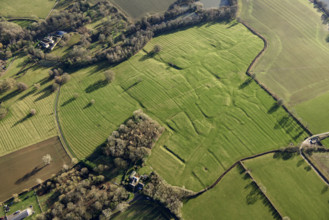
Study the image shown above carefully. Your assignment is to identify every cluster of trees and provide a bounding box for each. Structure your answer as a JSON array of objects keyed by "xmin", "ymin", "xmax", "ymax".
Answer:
[
  {"xmin": 313, "ymin": 0, "xmax": 329, "ymax": 24},
  {"xmin": 103, "ymin": 110, "xmax": 164, "ymax": 169},
  {"xmin": 36, "ymin": 166, "xmax": 130, "ymax": 220},
  {"xmin": 48, "ymin": 68, "xmax": 71, "ymax": 89},
  {"xmin": 143, "ymin": 172, "xmax": 195, "ymax": 218}
]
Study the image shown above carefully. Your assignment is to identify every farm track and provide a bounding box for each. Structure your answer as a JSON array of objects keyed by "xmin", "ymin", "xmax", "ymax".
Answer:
[{"xmin": 54, "ymin": 86, "xmax": 75, "ymax": 159}]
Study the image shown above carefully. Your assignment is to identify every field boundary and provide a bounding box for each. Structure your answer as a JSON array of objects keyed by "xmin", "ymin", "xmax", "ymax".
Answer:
[
  {"xmin": 300, "ymin": 150, "xmax": 329, "ymax": 185},
  {"xmin": 54, "ymin": 86, "xmax": 76, "ymax": 159},
  {"xmin": 188, "ymin": 149, "xmax": 281, "ymax": 198},
  {"xmin": 239, "ymin": 161, "xmax": 283, "ymax": 219},
  {"xmin": 240, "ymin": 20, "xmax": 313, "ymax": 137}
]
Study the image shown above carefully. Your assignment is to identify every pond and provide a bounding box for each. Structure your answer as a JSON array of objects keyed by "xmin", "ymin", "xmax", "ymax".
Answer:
[{"xmin": 199, "ymin": 0, "xmax": 229, "ymax": 9}]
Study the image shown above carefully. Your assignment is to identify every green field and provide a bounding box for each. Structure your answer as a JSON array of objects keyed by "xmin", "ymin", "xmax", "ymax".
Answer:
[
  {"xmin": 244, "ymin": 153, "xmax": 329, "ymax": 219},
  {"xmin": 58, "ymin": 22, "xmax": 308, "ymax": 191},
  {"xmin": 0, "ymin": 57, "xmax": 57, "ymax": 156},
  {"xmin": 112, "ymin": 199, "xmax": 174, "ymax": 220},
  {"xmin": 182, "ymin": 166, "xmax": 276, "ymax": 220},
  {"xmin": 0, "ymin": 0, "xmax": 55, "ymax": 18},
  {"xmin": 238, "ymin": 0, "xmax": 329, "ymax": 134},
  {"xmin": 111, "ymin": 0, "xmax": 175, "ymax": 19}
]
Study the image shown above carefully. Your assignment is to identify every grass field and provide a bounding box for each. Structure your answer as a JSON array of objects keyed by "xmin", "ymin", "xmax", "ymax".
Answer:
[
  {"xmin": 244, "ymin": 153, "xmax": 329, "ymax": 219},
  {"xmin": 182, "ymin": 166, "xmax": 276, "ymax": 220},
  {"xmin": 58, "ymin": 22, "xmax": 308, "ymax": 191},
  {"xmin": 238, "ymin": 0, "xmax": 329, "ymax": 105},
  {"xmin": 112, "ymin": 199, "xmax": 174, "ymax": 220},
  {"xmin": 111, "ymin": 0, "xmax": 175, "ymax": 19},
  {"xmin": 238, "ymin": 0, "xmax": 329, "ymax": 135},
  {"xmin": 309, "ymin": 152, "xmax": 329, "ymax": 180},
  {"xmin": 0, "ymin": 137, "xmax": 71, "ymax": 202},
  {"xmin": 0, "ymin": 0, "xmax": 55, "ymax": 18},
  {"xmin": 0, "ymin": 57, "xmax": 57, "ymax": 156}
]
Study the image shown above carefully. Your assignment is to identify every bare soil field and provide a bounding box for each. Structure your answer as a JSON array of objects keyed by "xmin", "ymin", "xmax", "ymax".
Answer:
[{"xmin": 0, "ymin": 136, "xmax": 71, "ymax": 202}]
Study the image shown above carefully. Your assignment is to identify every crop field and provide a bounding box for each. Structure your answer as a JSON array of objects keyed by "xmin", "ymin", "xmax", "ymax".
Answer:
[
  {"xmin": 182, "ymin": 166, "xmax": 276, "ymax": 219},
  {"xmin": 238, "ymin": 0, "xmax": 329, "ymax": 134},
  {"xmin": 0, "ymin": 0, "xmax": 55, "ymax": 18},
  {"xmin": 58, "ymin": 22, "xmax": 308, "ymax": 191},
  {"xmin": 111, "ymin": 0, "xmax": 175, "ymax": 19},
  {"xmin": 0, "ymin": 57, "xmax": 57, "ymax": 156},
  {"xmin": 0, "ymin": 137, "xmax": 71, "ymax": 202},
  {"xmin": 243, "ymin": 153, "xmax": 329, "ymax": 219}
]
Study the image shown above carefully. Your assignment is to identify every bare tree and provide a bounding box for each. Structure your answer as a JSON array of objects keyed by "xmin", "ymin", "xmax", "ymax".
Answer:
[
  {"xmin": 30, "ymin": 109, "xmax": 37, "ymax": 116},
  {"xmin": 42, "ymin": 154, "xmax": 52, "ymax": 165},
  {"xmin": 104, "ymin": 70, "xmax": 115, "ymax": 83}
]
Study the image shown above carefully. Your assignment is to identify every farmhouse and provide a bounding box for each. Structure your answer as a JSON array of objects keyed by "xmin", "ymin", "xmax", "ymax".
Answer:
[
  {"xmin": 5, "ymin": 208, "xmax": 33, "ymax": 220},
  {"xmin": 39, "ymin": 31, "xmax": 66, "ymax": 50}
]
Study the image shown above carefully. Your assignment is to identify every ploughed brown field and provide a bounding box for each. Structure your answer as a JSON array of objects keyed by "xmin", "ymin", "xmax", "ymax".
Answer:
[{"xmin": 0, "ymin": 137, "xmax": 71, "ymax": 202}]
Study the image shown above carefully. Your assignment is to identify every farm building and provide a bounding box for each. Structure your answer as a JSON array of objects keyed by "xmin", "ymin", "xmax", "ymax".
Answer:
[
  {"xmin": 5, "ymin": 208, "xmax": 33, "ymax": 220},
  {"xmin": 39, "ymin": 31, "xmax": 66, "ymax": 50}
]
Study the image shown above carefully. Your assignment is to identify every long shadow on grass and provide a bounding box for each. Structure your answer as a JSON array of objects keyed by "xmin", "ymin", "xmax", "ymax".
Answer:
[
  {"xmin": 18, "ymin": 88, "xmax": 37, "ymax": 101},
  {"xmin": 239, "ymin": 78, "xmax": 253, "ymax": 89},
  {"xmin": 0, "ymin": 89, "xmax": 21, "ymax": 103},
  {"xmin": 12, "ymin": 113, "xmax": 33, "ymax": 127},
  {"xmin": 267, "ymin": 102, "xmax": 281, "ymax": 114},
  {"xmin": 15, "ymin": 164, "xmax": 47, "ymax": 184},
  {"xmin": 61, "ymin": 97, "xmax": 76, "ymax": 107},
  {"xmin": 34, "ymin": 85, "xmax": 53, "ymax": 102},
  {"xmin": 85, "ymin": 80, "xmax": 107, "ymax": 93}
]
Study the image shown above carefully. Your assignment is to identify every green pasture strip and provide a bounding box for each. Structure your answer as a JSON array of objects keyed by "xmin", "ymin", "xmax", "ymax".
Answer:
[{"xmin": 244, "ymin": 153, "xmax": 329, "ymax": 219}]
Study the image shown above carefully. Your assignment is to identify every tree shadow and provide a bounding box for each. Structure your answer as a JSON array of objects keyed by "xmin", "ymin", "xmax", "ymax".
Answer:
[
  {"xmin": 83, "ymin": 102, "xmax": 93, "ymax": 109},
  {"xmin": 15, "ymin": 164, "xmax": 47, "ymax": 184},
  {"xmin": 34, "ymin": 85, "xmax": 53, "ymax": 102},
  {"xmin": 321, "ymin": 185, "xmax": 329, "ymax": 194},
  {"xmin": 18, "ymin": 88, "xmax": 37, "ymax": 101},
  {"xmin": 85, "ymin": 80, "xmax": 107, "ymax": 93},
  {"xmin": 0, "ymin": 89, "xmax": 21, "ymax": 103},
  {"xmin": 245, "ymin": 182, "xmax": 261, "ymax": 205},
  {"xmin": 274, "ymin": 116, "xmax": 289, "ymax": 128},
  {"xmin": 36, "ymin": 76, "xmax": 52, "ymax": 86},
  {"xmin": 12, "ymin": 113, "xmax": 33, "ymax": 127},
  {"xmin": 273, "ymin": 151, "xmax": 295, "ymax": 160},
  {"xmin": 293, "ymin": 130, "xmax": 305, "ymax": 141},
  {"xmin": 239, "ymin": 78, "xmax": 252, "ymax": 89},
  {"xmin": 139, "ymin": 50, "xmax": 156, "ymax": 62},
  {"xmin": 267, "ymin": 103, "xmax": 280, "ymax": 114},
  {"xmin": 296, "ymin": 159, "xmax": 304, "ymax": 167},
  {"xmin": 61, "ymin": 97, "xmax": 76, "ymax": 107}
]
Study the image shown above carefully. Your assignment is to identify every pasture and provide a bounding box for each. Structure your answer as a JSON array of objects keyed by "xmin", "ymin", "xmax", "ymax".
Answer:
[
  {"xmin": 0, "ymin": 57, "xmax": 57, "ymax": 156},
  {"xmin": 238, "ymin": 0, "xmax": 329, "ymax": 135},
  {"xmin": 58, "ymin": 22, "xmax": 308, "ymax": 191},
  {"xmin": 0, "ymin": 0, "xmax": 55, "ymax": 18},
  {"xmin": 112, "ymin": 199, "xmax": 174, "ymax": 220},
  {"xmin": 0, "ymin": 137, "xmax": 71, "ymax": 202},
  {"xmin": 110, "ymin": 0, "xmax": 175, "ymax": 19},
  {"xmin": 182, "ymin": 166, "xmax": 275, "ymax": 220},
  {"xmin": 238, "ymin": 0, "xmax": 329, "ymax": 105},
  {"xmin": 309, "ymin": 152, "xmax": 329, "ymax": 179},
  {"xmin": 244, "ymin": 153, "xmax": 329, "ymax": 219}
]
